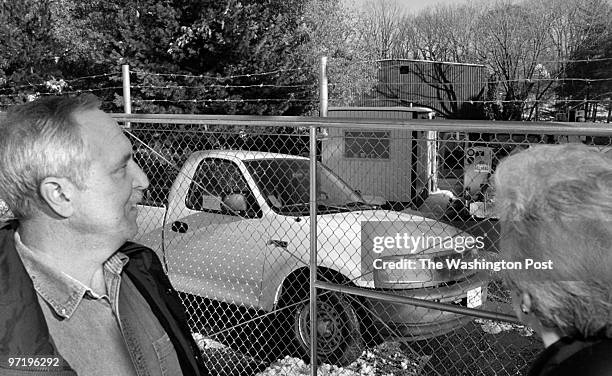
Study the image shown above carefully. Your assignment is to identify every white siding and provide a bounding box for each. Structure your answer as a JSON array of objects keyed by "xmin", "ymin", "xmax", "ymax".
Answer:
[{"xmin": 322, "ymin": 128, "xmax": 413, "ymax": 201}]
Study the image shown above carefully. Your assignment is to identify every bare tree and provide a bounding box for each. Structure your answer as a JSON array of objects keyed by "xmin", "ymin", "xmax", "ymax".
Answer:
[
  {"xmin": 341, "ymin": 0, "xmax": 611, "ymax": 119},
  {"xmin": 470, "ymin": 0, "xmax": 612, "ymax": 120},
  {"xmin": 542, "ymin": 0, "xmax": 611, "ymax": 114},
  {"xmin": 472, "ymin": 0, "xmax": 555, "ymax": 119},
  {"xmin": 356, "ymin": 0, "xmax": 406, "ymax": 59},
  {"xmin": 402, "ymin": 2, "xmax": 480, "ymax": 63},
  {"xmin": 544, "ymin": 0, "xmax": 610, "ymax": 69}
]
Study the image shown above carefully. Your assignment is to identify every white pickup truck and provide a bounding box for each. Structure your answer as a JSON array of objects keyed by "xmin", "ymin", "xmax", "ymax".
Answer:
[{"xmin": 134, "ymin": 150, "xmax": 488, "ymax": 365}]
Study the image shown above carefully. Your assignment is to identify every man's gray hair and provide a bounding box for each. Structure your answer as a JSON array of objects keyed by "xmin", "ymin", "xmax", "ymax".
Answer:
[
  {"xmin": 494, "ymin": 143, "xmax": 612, "ymax": 339},
  {"xmin": 0, "ymin": 94, "xmax": 101, "ymax": 219}
]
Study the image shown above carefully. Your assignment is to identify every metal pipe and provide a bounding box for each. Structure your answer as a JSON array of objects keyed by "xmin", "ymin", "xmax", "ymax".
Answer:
[
  {"xmin": 122, "ymin": 64, "xmax": 132, "ymax": 128},
  {"xmin": 319, "ymin": 57, "xmax": 328, "ymax": 117},
  {"xmin": 315, "ymin": 281, "xmax": 519, "ymax": 324},
  {"xmin": 309, "ymin": 124, "xmax": 318, "ymax": 376},
  {"xmin": 108, "ymin": 113, "xmax": 612, "ymax": 136}
]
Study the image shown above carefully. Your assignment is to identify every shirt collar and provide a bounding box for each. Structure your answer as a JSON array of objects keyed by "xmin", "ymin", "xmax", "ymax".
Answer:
[{"xmin": 14, "ymin": 231, "xmax": 129, "ymax": 319}]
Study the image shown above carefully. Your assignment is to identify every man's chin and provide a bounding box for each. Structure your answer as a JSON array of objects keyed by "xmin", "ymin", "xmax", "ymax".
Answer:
[{"xmin": 123, "ymin": 216, "xmax": 139, "ymax": 240}]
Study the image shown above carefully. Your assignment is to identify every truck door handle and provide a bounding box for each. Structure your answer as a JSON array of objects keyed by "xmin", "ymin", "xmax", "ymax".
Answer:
[
  {"xmin": 171, "ymin": 221, "xmax": 188, "ymax": 233},
  {"xmin": 267, "ymin": 239, "xmax": 288, "ymax": 248}
]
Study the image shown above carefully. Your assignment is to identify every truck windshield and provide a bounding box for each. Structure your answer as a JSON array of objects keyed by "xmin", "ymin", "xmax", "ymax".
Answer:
[{"xmin": 244, "ymin": 158, "xmax": 372, "ymax": 215}]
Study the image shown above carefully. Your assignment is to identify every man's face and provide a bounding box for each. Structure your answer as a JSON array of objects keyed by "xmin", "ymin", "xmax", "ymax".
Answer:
[{"xmin": 70, "ymin": 109, "xmax": 149, "ymax": 241}]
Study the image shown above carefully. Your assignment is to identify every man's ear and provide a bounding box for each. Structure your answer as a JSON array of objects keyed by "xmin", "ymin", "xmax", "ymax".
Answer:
[{"xmin": 39, "ymin": 177, "xmax": 77, "ymax": 217}]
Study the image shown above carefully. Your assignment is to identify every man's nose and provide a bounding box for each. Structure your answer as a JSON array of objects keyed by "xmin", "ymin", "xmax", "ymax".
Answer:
[{"xmin": 132, "ymin": 161, "xmax": 150, "ymax": 190}]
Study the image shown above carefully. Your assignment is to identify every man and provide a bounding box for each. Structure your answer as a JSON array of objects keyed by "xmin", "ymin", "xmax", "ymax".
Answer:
[{"xmin": 0, "ymin": 95, "xmax": 209, "ymax": 375}]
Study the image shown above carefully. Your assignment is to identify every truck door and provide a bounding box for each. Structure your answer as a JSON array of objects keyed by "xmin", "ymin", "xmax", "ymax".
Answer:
[{"xmin": 164, "ymin": 158, "xmax": 266, "ymax": 308}]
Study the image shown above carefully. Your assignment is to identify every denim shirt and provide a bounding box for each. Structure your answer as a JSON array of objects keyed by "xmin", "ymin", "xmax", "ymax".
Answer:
[{"xmin": 14, "ymin": 232, "xmax": 182, "ymax": 376}]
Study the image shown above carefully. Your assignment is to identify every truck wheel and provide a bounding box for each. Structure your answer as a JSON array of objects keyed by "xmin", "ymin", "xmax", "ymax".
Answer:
[{"xmin": 284, "ymin": 291, "xmax": 363, "ymax": 366}]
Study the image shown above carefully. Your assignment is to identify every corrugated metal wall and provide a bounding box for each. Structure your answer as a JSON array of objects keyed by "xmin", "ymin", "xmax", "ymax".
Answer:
[
  {"xmin": 356, "ymin": 60, "xmax": 488, "ymax": 119},
  {"xmin": 326, "ymin": 108, "xmax": 417, "ymax": 119}
]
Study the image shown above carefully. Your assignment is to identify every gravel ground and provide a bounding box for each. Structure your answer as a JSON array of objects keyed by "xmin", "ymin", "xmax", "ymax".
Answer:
[
  {"xmin": 194, "ymin": 335, "xmax": 430, "ymax": 376},
  {"xmin": 193, "ymin": 316, "xmax": 541, "ymax": 376},
  {"xmin": 191, "ymin": 278, "xmax": 542, "ymax": 376}
]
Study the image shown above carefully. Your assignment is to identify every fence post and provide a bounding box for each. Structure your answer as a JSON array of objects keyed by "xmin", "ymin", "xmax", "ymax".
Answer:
[
  {"xmin": 309, "ymin": 55, "xmax": 328, "ymax": 376},
  {"xmin": 309, "ymin": 124, "xmax": 318, "ymax": 376},
  {"xmin": 319, "ymin": 56, "xmax": 328, "ymax": 117},
  {"xmin": 122, "ymin": 64, "xmax": 131, "ymax": 128},
  {"xmin": 426, "ymin": 131, "xmax": 438, "ymax": 192}
]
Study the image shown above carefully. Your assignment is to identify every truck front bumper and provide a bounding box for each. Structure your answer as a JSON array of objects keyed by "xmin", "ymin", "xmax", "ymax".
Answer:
[{"xmin": 368, "ymin": 273, "xmax": 489, "ymax": 340}]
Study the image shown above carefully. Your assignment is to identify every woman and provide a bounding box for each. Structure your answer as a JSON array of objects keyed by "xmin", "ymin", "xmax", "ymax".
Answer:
[{"xmin": 494, "ymin": 143, "xmax": 612, "ymax": 376}]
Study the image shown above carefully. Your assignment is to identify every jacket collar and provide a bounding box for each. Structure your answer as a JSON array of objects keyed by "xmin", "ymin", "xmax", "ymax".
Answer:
[
  {"xmin": 527, "ymin": 336, "xmax": 608, "ymax": 376},
  {"xmin": 0, "ymin": 220, "xmax": 73, "ymax": 371},
  {"xmin": 14, "ymin": 231, "xmax": 129, "ymax": 319}
]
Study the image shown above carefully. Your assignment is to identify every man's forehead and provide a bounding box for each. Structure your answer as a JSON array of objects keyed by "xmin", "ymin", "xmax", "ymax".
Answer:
[
  {"xmin": 74, "ymin": 110, "xmax": 131, "ymax": 156},
  {"xmin": 74, "ymin": 109, "xmax": 120, "ymax": 132}
]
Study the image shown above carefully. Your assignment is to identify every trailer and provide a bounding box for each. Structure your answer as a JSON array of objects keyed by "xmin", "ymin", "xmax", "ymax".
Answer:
[{"xmin": 321, "ymin": 106, "xmax": 438, "ymax": 207}]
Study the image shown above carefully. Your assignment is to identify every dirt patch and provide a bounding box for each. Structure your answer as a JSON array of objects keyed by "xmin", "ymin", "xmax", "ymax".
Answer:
[{"xmin": 407, "ymin": 319, "xmax": 541, "ymax": 376}]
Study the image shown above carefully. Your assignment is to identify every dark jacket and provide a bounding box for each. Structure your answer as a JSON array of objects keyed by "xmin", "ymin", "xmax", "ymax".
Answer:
[
  {"xmin": 528, "ymin": 336, "xmax": 612, "ymax": 376},
  {"xmin": 0, "ymin": 221, "xmax": 209, "ymax": 376}
]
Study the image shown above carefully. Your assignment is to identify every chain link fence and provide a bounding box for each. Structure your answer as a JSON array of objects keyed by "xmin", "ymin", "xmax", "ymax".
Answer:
[{"xmin": 123, "ymin": 114, "xmax": 612, "ymax": 376}]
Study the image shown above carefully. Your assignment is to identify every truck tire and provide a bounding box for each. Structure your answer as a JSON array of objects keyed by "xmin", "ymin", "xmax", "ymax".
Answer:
[{"xmin": 282, "ymin": 291, "xmax": 363, "ymax": 366}]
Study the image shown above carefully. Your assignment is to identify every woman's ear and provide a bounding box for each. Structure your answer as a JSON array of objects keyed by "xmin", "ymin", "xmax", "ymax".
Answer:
[
  {"xmin": 519, "ymin": 291, "xmax": 533, "ymax": 315},
  {"xmin": 518, "ymin": 290, "xmax": 564, "ymax": 347},
  {"xmin": 39, "ymin": 177, "xmax": 76, "ymax": 218},
  {"xmin": 517, "ymin": 290, "xmax": 543, "ymax": 333}
]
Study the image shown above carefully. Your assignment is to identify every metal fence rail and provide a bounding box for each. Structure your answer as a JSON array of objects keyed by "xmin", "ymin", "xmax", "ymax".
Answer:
[
  {"xmin": 112, "ymin": 114, "xmax": 612, "ymax": 376},
  {"xmin": 112, "ymin": 113, "xmax": 612, "ymax": 135}
]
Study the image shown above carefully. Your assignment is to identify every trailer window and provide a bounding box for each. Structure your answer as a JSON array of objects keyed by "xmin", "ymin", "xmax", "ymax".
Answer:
[{"xmin": 344, "ymin": 131, "xmax": 390, "ymax": 159}]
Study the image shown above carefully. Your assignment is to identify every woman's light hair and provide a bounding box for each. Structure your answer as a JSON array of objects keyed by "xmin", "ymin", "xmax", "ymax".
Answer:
[
  {"xmin": 494, "ymin": 143, "xmax": 612, "ymax": 339},
  {"xmin": 0, "ymin": 94, "xmax": 101, "ymax": 219}
]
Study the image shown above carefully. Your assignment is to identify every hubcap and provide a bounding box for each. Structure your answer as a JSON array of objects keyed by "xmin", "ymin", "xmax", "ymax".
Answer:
[{"xmin": 298, "ymin": 298, "xmax": 343, "ymax": 355}]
